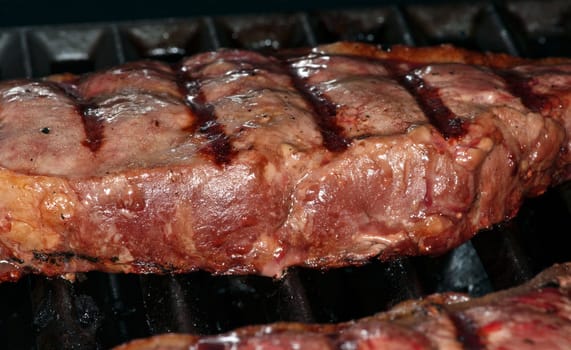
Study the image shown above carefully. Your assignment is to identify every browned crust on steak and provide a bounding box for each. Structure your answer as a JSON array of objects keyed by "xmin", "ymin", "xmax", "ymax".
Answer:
[
  {"xmin": 0, "ymin": 42, "xmax": 569, "ymax": 281},
  {"xmin": 114, "ymin": 262, "xmax": 571, "ymax": 350},
  {"xmin": 317, "ymin": 42, "xmax": 571, "ymax": 67}
]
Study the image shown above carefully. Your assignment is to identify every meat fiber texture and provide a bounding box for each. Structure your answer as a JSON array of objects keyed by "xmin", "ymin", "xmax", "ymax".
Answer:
[
  {"xmin": 0, "ymin": 42, "xmax": 569, "ymax": 281},
  {"xmin": 115, "ymin": 262, "xmax": 571, "ymax": 350}
]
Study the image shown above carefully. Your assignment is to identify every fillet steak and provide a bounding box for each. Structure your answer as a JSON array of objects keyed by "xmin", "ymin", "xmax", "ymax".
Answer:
[
  {"xmin": 115, "ymin": 262, "xmax": 571, "ymax": 350},
  {"xmin": 0, "ymin": 42, "xmax": 569, "ymax": 281}
]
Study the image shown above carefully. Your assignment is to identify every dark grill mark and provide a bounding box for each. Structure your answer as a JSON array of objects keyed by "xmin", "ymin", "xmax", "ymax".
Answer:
[
  {"xmin": 48, "ymin": 81, "xmax": 106, "ymax": 153},
  {"xmin": 177, "ymin": 75, "xmax": 233, "ymax": 165},
  {"xmin": 448, "ymin": 311, "xmax": 484, "ymax": 350},
  {"xmin": 384, "ymin": 61, "xmax": 466, "ymax": 139},
  {"xmin": 46, "ymin": 80, "xmax": 82, "ymax": 100},
  {"xmin": 79, "ymin": 103, "xmax": 105, "ymax": 152},
  {"xmin": 498, "ymin": 70, "xmax": 554, "ymax": 114},
  {"xmin": 288, "ymin": 68, "xmax": 350, "ymax": 152}
]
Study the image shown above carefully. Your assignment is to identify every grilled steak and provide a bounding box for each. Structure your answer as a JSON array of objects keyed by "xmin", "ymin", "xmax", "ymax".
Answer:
[
  {"xmin": 0, "ymin": 42, "xmax": 569, "ymax": 281},
  {"xmin": 115, "ymin": 262, "xmax": 571, "ymax": 350}
]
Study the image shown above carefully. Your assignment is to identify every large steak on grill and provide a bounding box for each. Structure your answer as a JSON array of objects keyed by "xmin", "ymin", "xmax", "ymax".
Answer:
[{"xmin": 0, "ymin": 42, "xmax": 569, "ymax": 281}]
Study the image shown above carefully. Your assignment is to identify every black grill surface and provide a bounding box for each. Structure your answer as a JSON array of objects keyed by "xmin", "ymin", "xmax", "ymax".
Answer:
[{"xmin": 0, "ymin": 1, "xmax": 571, "ymax": 349}]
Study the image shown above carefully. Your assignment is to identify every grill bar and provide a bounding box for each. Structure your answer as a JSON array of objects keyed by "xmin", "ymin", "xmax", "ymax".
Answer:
[
  {"xmin": 275, "ymin": 269, "xmax": 315, "ymax": 323},
  {"xmin": 31, "ymin": 277, "xmax": 102, "ymax": 350},
  {"xmin": 18, "ymin": 29, "xmax": 32, "ymax": 78},
  {"xmin": 0, "ymin": 2, "xmax": 570, "ymax": 349},
  {"xmin": 111, "ymin": 25, "xmax": 127, "ymax": 64},
  {"xmin": 0, "ymin": 277, "xmax": 35, "ymax": 350},
  {"xmin": 391, "ymin": 6, "xmax": 417, "ymax": 46},
  {"xmin": 414, "ymin": 241, "xmax": 493, "ymax": 296},
  {"xmin": 203, "ymin": 17, "xmax": 222, "ymax": 50},
  {"xmin": 485, "ymin": 4, "xmax": 521, "ymax": 55},
  {"xmin": 299, "ymin": 13, "xmax": 318, "ymax": 47},
  {"xmin": 140, "ymin": 275, "xmax": 196, "ymax": 335},
  {"xmin": 472, "ymin": 224, "xmax": 535, "ymax": 290},
  {"xmin": 100, "ymin": 274, "xmax": 148, "ymax": 346}
]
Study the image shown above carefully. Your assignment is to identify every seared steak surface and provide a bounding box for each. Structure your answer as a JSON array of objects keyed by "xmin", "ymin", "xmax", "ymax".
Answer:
[
  {"xmin": 0, "ymin": 42, "xmax": 569, "ymax": 280},
  {"xmin": 115, "ymin": 262, "xmax": 571, "ymax": 350}
]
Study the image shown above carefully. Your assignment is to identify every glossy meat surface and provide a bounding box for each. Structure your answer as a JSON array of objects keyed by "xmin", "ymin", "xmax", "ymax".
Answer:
[
  {"xmin": 115, "ymin": 263, "xmax": 571, "ymax": 350},
  {"xmin": 0, "ymin": 42, "xmax": 570, "ymax": 280}
]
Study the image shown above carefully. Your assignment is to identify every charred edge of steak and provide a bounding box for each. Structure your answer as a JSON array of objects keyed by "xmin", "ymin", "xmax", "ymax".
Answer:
[
  {"xmin": 32, "ymin": 251, "xmax": 100, "ymax": 264},
  {"xmin": 27, "ymin": 252, "xmax": 180, "ymax": 275}
]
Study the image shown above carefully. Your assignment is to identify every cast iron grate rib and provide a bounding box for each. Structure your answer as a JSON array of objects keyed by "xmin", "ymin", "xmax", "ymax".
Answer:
[{"xmin": 0, "ymin": 1, "xmax": 570, "ymax": 349}]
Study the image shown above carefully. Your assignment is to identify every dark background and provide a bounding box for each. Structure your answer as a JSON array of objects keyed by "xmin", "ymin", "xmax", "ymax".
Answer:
[{"xmin": 0, "ymin": 0, "xmax": 458, "ymax": 27}]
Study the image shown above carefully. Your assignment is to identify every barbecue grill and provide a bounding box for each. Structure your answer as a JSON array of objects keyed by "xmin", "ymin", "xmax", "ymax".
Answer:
[{"xmin": 0, "ymin": 1, "xmax": 570, "ymax": 349}]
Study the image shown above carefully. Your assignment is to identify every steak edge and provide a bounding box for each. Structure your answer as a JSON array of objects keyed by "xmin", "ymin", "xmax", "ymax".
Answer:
[
  {"xmin": 115, "ymin": 262, "xmax": 571, "ymax": 350},
  {"xmin": 0, "ymin": 42, "xmax": 570, "ymax": 281}
]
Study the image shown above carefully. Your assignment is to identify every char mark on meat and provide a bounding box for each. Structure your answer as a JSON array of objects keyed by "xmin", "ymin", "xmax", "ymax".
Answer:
[
  {"xmin": 178, "ymin": 68, "xmax": 233, "ymax": 165},
  {"xmin": 383, "ymin": 60, "xmax": 466, "ymax": 139},
  {"xmin": 44, "ymin": 80, "xmax": 107, "ymax": 153},
  {"xmin": 498, "ymin": 69, "xmax": 558, "ymax": 114},
  {"xmin": 79, "ymin": 103, "xmax": 106, "ymax": 152},
  {"xmin": 288, "ymin": 57, "xmax": 350, "ymax": 152}
]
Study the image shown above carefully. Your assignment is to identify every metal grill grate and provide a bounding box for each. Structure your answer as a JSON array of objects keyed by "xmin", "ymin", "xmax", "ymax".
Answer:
[{"xmin": 0, "ymin": 1, "xmax": 570, "ymax": 349}]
